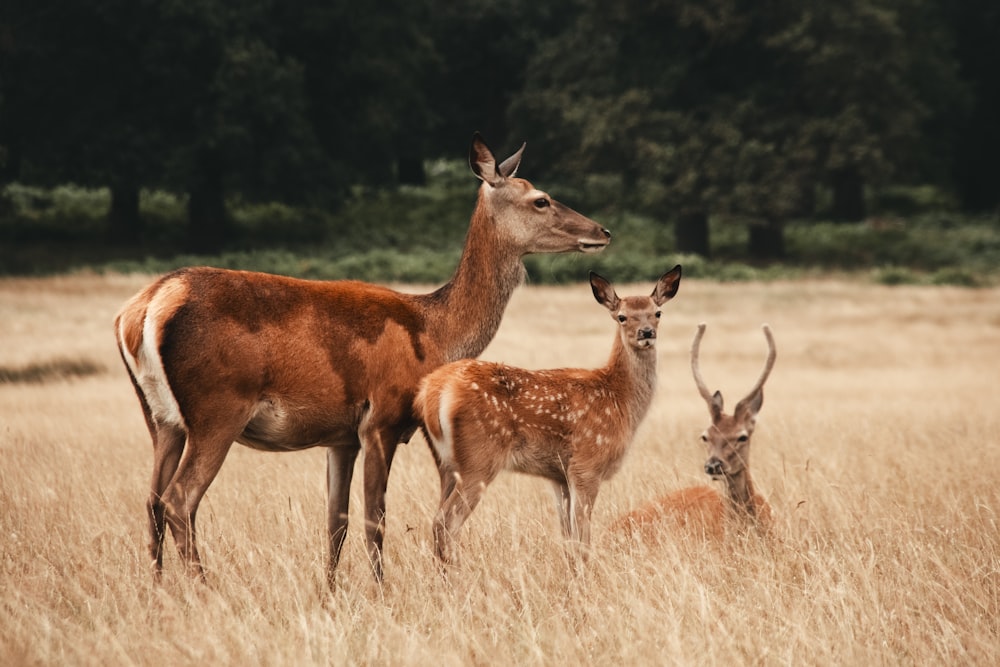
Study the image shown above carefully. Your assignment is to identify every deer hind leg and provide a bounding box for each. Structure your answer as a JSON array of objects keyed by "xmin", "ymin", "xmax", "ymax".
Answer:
[
  {"xmin": 160, "ymin": 425, "xmax": 238, "ymax": 581},
  {"xmin": 438, "ymin": 463, "xmax": 459, "ymax": 506},
  {"xmin": 325, "ymin": 444, "xmax": 360, "ymax": 588},
  {"xmin": 433, "ymin": 471, "xmax": 490, "ymax": 565},
  {"xmin": 148, "ymin": 422, "xmax": 185, "ymax": 579},
  {"xmin": 550, "ymin": 480, "xmax": 573, "ymax": 539}
]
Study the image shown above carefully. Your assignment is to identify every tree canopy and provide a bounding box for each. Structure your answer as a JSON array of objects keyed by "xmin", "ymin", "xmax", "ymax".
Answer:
[{"xmin": 0, "ymin": 0, "xmax": 996, "ymax": 255}]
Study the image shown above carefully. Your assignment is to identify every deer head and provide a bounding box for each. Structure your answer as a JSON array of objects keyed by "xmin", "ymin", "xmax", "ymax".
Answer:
[
  {"xmin": 469, "ymin": 132, "xmax": 610, "ymax": 256},
  {"xmin": 590, "ymin": 267, "xmax": 682, "ymax": 352},
  {"xmin": 690, "ymin": 324, "xmax": 776, "ymax": 494}
]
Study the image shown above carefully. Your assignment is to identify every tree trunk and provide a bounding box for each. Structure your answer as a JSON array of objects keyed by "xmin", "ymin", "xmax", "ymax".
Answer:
[
  {"xmin": 187, "ymin": 153, "xmax": 228, "ymax": 254},
  {"xmin": 108, "ymin": 180, "xmax": 141, "ymax": 244},
  {"xmin": 675, "ymin": 210, "xmax": 710, "ymax": 257},
  {"xmin": 397, "ymin": 155, "xmax": 426, "ymax": 186},
  {"xmin": 748, "ymin": 220, "xmax": 785, "ymax": 261},
  {"xmin": 830, "ymin": 166, "xmax": 866, "ymax": 222}
]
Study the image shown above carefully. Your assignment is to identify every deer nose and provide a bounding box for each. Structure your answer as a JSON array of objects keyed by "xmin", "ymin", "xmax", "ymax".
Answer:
[
  {"xmin": 705, "ymin": 458, "xmax": 724, "ymax": 477},
  {"xmin": 601, "ymin": 228, "xmax": 611, "ymax": 239},
  {"xmin": 638, "ymin": 327, "xmax": 655, "ymax": 340}
]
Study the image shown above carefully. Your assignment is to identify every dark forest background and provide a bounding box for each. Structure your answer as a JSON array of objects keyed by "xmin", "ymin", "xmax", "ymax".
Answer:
[{"xmin": 1, "ymin": 0, "xmax": 998, "ymax": 282}]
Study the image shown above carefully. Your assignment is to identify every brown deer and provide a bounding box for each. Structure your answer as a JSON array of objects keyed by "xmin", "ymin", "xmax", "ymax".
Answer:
[
  {"xmin": 614, "ymin": 324, "xmax": 775, "ymax": 539},
  {"xmin": 114, "ymin": 133, "xmax": 610, "ymax": 585},
  {"xmin": 415, "ymin": 267, "xmax": 682, "ymax": 565}
]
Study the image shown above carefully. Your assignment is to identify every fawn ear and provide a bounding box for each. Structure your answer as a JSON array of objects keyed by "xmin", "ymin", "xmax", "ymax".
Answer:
[
  {"xmin": 590, "ymin": 272, "xmax": 620, "ymax": 313},
  {"xmin": 652, "ymin": 265, "xmax": 682, "ymax": 306}
]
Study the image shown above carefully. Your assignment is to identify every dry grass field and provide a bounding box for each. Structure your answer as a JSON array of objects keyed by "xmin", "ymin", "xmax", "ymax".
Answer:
[{"xmin": 1, "ymin": 271, "xmax": 998, "ymax": 665}]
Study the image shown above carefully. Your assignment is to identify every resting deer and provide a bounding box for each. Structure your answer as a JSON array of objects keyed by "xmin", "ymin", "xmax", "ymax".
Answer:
[
  {"xmin": 614, "ymin": 324, "xmax": 775, "ymax": 538},
  {"xmin": 415, "ymin": 267, "xmax": 682, "ymax": 564},
  {"xmin": 114, "ymin": 133, "xmax": 610, "ymax": 585}
]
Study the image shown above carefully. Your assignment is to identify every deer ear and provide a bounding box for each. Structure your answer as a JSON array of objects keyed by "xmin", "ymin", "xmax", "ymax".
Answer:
[
  {"xmin": 735, "ymin": 389, "xmax": 764, "ymax": 420},
  {"xmin": 469, "ymin": 132, "xmax": 502, "ymax": 186},
  {"xmin": 710, "ymin": 390, "xmax": 725, "ymax": 422},
  {"xmin": 498, "ymin": 142, "xmax": 526, "ymax": 178},
  {"xmin": 652, "ymin": 265, "xmax": 682, "ymax": 306},
  {"xmin": 590, "ymin": 272, "xmax": 620, "ymax": 312}
]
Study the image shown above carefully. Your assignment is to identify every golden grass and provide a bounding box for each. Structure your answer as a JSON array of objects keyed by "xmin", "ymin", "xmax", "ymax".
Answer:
[{"xmin": 1, "ymin": 271, "xmax": 998, "ymax": 665}]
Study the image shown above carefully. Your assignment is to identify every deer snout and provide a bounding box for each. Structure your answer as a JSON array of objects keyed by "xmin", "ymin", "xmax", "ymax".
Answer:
[
  {"xmin": 638, "ymin": 327, "xmax": 656, "ymax": 341},
  {"xmin": 705, "ymin": 457, "xmax": 725, "ymax": 478},
  {"xmin": 601, "ymin": 228, "xmax": 611, "ymax": 240}
]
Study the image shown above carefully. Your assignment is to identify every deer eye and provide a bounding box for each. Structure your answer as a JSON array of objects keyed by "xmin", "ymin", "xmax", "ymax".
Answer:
[
  {"xmin": 700, "ymin": 434, "xmax": 708, "ymax": 443},
  {"xmin": 654, "ymin": 311, "xmax": 661, "ymax": 319},
  {"xmin": 737, "ymin": 434, "xmax": 749, "ymax": 443},
  {"xmin": 617, "ymin": 314, "xmax": 627, "ymax": 323},
  {"xmin": 533, "ymin": 198, "xmax": 550, "ymax": 209}
]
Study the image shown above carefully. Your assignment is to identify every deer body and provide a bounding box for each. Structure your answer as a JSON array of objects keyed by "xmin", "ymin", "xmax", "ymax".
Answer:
[
  {"xmin": 614, "ymin": 324, "xmax": 776, "ymax": 539},
  {"xmin": 416, "ymin": 267, "xmax": 682, "ymax": 564},
  {"xmin": 115, "ymin": 134, "xmax": 610, "ymax": 584}
]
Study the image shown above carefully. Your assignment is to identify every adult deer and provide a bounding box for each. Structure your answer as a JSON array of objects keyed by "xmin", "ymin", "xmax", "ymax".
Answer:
[
  {"xmin": 614, "ymin": 324, "xmax": 775, "ymax": 538},
  {"xmin": 416, "ymin": 267, "xmax": 682, "ymax": 565},
  {"xmin": 115, "ymin": 133, "xmax": 610, "ymax": 585}
]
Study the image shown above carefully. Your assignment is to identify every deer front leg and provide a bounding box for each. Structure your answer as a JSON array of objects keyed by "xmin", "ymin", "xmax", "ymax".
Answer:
[
  {"xmin": 360, "ymin": 424, "xmax": 401, "ymax": 583},
  {"xmin": 567, "ymin": 474, "xmax": 599, "ymax": 562},
  {"xmin": 326, "ymin": 445, "xmax": 359, "ymax": 588}
]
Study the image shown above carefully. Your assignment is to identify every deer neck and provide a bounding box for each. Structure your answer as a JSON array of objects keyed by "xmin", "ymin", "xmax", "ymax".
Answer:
[
  {"xmin": 605, "ymin": 336, "xmax": 658, "ymax": 429},
  {"xmin": 421, "ymin": 194, "xmax": 526, "ymax": 361},
  {"xmin": 724, "ymin": 468, "xmax": 758, "ymax": 518}
]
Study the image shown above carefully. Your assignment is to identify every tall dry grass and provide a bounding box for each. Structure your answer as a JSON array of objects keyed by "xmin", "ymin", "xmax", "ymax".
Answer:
[{"xmin": 1, "ymin": 272, "xmax": 997, "ymax": 665}]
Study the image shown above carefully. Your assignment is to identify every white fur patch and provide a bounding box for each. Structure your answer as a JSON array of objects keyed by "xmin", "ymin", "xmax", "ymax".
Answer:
[
  {"xmin": 433, "ymin": 384, "xmax": 456, "ymax": 465},
  {"xmin": 123, "ymin": 295, "xmax": 186, "ymax": 428}
]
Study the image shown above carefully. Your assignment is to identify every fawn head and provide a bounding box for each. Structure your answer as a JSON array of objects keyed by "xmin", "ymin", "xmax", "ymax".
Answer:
[
  {"xmin": 589, "ymin": 266, "xmax": 683, "ymax": 351},
  {"xmin": 691, "ymin": 323, "xmax": 776, "ymax": 480}
]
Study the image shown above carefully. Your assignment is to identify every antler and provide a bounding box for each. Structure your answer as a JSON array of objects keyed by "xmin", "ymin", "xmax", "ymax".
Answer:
[
  {"xmin": 690, "ymin": 323, "xmax": 714, "ymax": 404},
  {"xmin": 738, "ymin": 324, "xmax": 777, "ymax": 405}
]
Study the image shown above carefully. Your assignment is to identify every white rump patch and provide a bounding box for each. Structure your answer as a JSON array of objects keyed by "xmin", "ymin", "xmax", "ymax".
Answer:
[
  {"xmin": 119, "ymin": 297, "xmax": 186, "ymax": 428},
  {"xmin": 433, "ymin": 384, "xmax": 456, "ymax": 465}
]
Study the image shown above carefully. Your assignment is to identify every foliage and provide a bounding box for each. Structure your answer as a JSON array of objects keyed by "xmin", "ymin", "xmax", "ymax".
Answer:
[
  {"xmin": 2, "ymin": 0, "xmax": 998, "ymax": 263},
  {"xmin": 3, "ymin": 177, "xmax": 997, "ymax": 286}
]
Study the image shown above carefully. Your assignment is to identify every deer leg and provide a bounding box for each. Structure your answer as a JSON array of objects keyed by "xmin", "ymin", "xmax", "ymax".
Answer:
[
  {"xmin": 433, "ymin": 475, "xmax": 488, "ymax": 565},
  {"xmin": 360, "ymin": 424, "xmax": 401, "ymax": 583},
  {"xmin": 567, "ymin": 475, "xmax": 599, "ymax": 561},
  {"xmin": 438, "ymin": 464, "xmax": 459, "ymax": 506},
  {"xmin": 160, "ymin": 429, "xmax": 236, "ymax": 581},
  {"xmin": 550, "ymin": 480, "xmax": 573, "ymax": 539},
  {"xmin": 147, "ymin": 422, "xmax": 185, "ymax": 580},
  {"xmin": 325, "ymin": 445, "xmax": 359, "ymax": 588}
]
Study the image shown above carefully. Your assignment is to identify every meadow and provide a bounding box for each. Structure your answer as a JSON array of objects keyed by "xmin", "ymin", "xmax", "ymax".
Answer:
[{"xmin": 1, "ymin": 271, "xmax": 998, "ymax": 665}]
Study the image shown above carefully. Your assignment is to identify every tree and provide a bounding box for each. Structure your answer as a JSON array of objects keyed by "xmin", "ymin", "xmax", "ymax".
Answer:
[
  {"xmin": 946, "ymin": 0, "xmax": 1000, "ymax": 212},
  {"xmin": 512, "ymin": 0, "xmax": 964, "ymax": 259},
  {"xmin": 766, "ymin": 0, "xmax": 962, "ymax": 222},
  {"xmin": 0, "ymin": 0, "xmax": 171, "ymax": 242}
]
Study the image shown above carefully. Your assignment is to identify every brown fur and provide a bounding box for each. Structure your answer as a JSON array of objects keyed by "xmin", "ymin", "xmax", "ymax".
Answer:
[
  {"xmin": 612, "ymin": 485, "xmax": 772, "ymax": 540},
  {"xmin": 114, "ymin": 134, "xmax": 610, "ymax": 585},
  {"xmin": 614, "ymin": 324, "xmax": 776, "ymax": 541},
  {"xmin": 416, "ymin": 268, "xmax": 682, "ymax": 565}
]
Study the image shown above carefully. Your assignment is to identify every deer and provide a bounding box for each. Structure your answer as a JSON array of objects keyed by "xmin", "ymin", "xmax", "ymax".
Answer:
[
  {"xmin": 613, "ymin": 323, "xmax": 776, "ymax": 539},
  {"xmin": 114, "ymin": 133, "xmax": 611, "ymax": 586},
  {"xmin": 415, "ymin": 267, "xmax": 682, "ymax": 565}
]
